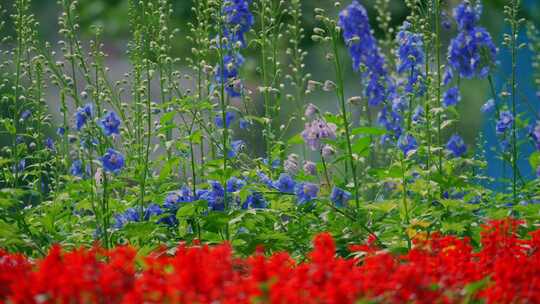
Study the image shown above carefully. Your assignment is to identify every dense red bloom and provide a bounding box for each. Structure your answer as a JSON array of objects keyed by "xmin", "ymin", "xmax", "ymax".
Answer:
[{"xmin": 2, "ymin": 218, "xmax": 540, "ymax": 303}]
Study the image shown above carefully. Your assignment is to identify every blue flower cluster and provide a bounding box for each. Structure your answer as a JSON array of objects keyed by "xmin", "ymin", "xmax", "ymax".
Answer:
[
  {"xmin": 222, "ymin": 0, "xmax": 254, "ymax": 48},
  {"xmin": 216, "ymin": 0, "xmax": 253, "ymax": 97},
  {"xmin": 75, "ymin": 104, "xmax": 93, "ymax": 131},
  {"xmin": 101, "ymin": 148, "xmax": 125, "ymax": 174},
  {"xmin": 447, "ymin": 2, "xmax": 497, "ymax": 80},
  {"xmin": 396, "ymin": 22, "xmax": 425, "ymax": 95},
  {"xmin": 446, "ymin": 134, "xmax": 467, "ymax": 157},
  {"xmin": 100, "ymin": 111, "xmax": 121, "ymax": 136},
  {"xmin": 496, "ymin": 111, "xmax": 514, "ymax": 134},
  {"xmin": 339, "ymin": 1, "xmax": 391, "ymax": 106},
  {"xmin": 398, "ymin": 134, "xmax": 418, "ymax": 156},
  {"xmin": 113, "ymin": 204, "xmax": 164, "ymax": 229}
]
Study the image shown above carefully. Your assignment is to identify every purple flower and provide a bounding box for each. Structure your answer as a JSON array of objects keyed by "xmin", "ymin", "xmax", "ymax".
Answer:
[
  {"xmin": 321, "ymin": 144, "xmax": 335, "ymax": 158},
  {"xmin": 101, "ymin": 148, "xmax": 125, "ymax": 174},
  {"xmin": 443, "ymin": 87, "xmax": 461, "ymax": 107},
  {"xmin": 301, "ymin": 119, "xmax": 337, "ymax": 151},
  {"xmin": 496, "ymin": 111, "xmax": 513, "ymax": 134},
  {"xmin": 295, "ymin": 182, "xmax": 319, "ymax": 205},
  {"xmin": 303, "ymin": 161, "xmax": 317, "ymax": 176},
  {"xmin": 446, "ymin": 134, "xmax": 467, "ymax": 157},
  {"xmin": 75, "ymin": 103, "xmax": 93, "ymax": 131},
  {"xmin": 215, "ymin": 111, "xmax": 236, "ymax": 128},
  {"xmin": 57, "ymin": 127, "xmax": 66, "ymax": 136},
  {"xmin": 304, "ymin": 103, "xmax": 319, "ymax": 118},
  {"xmin": 533, "ymin": 122, "xmax": 540, "ymax": 149},
  {"xmin": 397, "ymin": 134, "xmax": 417, "ymax": 156},
  {"xmin": 284, "ymin": 154, "xmax": 300, "ymax": 175},
  {"xmin": 100, "ymin": 111, "xmax": 121, "ymax": 136}
]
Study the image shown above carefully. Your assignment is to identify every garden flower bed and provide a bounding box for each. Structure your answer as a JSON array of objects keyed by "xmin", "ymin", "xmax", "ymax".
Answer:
[
  {"xmin": 1, "ymin": 0, "xmax": 540, "ymax": 302},
  {"xmin": 1, "ymin": 219, "xmax": 540, "ymax": 303}
]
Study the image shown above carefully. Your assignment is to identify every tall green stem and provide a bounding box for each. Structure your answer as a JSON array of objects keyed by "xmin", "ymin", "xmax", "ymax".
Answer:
[{"xmin": 331, "ymin": 29, "xmax": 360, "ymax": 209}]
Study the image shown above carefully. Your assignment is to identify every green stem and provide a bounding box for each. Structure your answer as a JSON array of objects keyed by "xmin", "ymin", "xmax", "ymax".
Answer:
[{"xmin": 331, "ymin": 28, "xmax": 360, "ymax": 209}]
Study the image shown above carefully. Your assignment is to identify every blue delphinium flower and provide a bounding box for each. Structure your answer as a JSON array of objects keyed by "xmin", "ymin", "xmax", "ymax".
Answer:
[
  {"xmin": 222, "ymin": 0, "xmax": 254, "ymax": 48},
  {"xmin": 330, "ymin": 186, "xmax": 351, "ymax": 208},
  {"xmin": 227, "ymin": 176, "xmax": 246, "ymax": 192},
  {"xmin": 228, "ymin": 140, "xmax": 244, "ymax": 158},
  {"xmin": 242, "ymin": 192, "xmax": 267, "ymax": 209},
  {"xmin": 45, "ymin": 137, "xmax": 55, "ymax": 151},
  {"xmin": 199, "ymin": 181, "xmax": 226, "ymax": 211},
  {"xmin": 412, "ymin": 106, "xmax": 424, "ymax": 123},
  {"xmin": 481, "ymin": 99, "xmax": 495, "ymax": 113},
  {"xmin": 75, "ymin": 103, "xmax": 93, "ymax": 131},
  {"xmin": 396, "ymin": 21, "xmax": 425, "ymax": 95},
  {"xmin": 295, "ymin": 182, "xmax": 319, "ymax": 205},
  {"xmin": 57, "ymin": 127, "xmax": 66, "ymax": 136},
  {"xmin": 378, "ymin": 105, "xmax": 403, "ymax": 140},
  {"xmin": 446, "ymin": 134, "xmax": 467, "ymax": 157},
  {"xmin": 215, "ymin": 111, "xmax": 236, "ymax": 128},
  {"xmin": 113, "ymin": 208, "xmax": 139, "ymax": 229},
  {"xmin": 12, "ymin": 159, "xmax": 25, "ymax": 173},
  {"xmin": 447, "ymin": 2, "xmax": 496, "ymax": 79},
  {"xmin": 273, "ymin": 173, "xmax": 296, "ymax": 194},
  {"xmin": 443, "ymin": 87, "xmax": 461, "ymax": 107},
  {"xmin": 454, "ymin": 1, "xmax": 481, "ymax": 31},
  {"xmin": 101, "ymin": 148, "xmax": 125, "ymax": 174},
  {"xmin": 239, "ymin": 118, "xmax": 250, "ymax": 129},
  {"xmin": 164, "ymin": 186, "xmax": 193, "ymax": 210},
  {"xmin": 143, "ymin": 203, "xmax": 163, "ymax": 221},
  {"xmin": 70, "ymin": 160, "xmax": 84, "ymax": 177},
  {"xmin": 397, "ymin": 134, "xmax": 417, "ymax": 156},
  {"xmin": 20, "ymin": 110, "xmax": 31, "ymax": 121},
  {"xmin": 339, "ymin": 1, "xmax": 390, "ymax": 106},
  {"xmin": 216, "ymin": 52, "xmax": 245, "ymax": 97},
  {"xmin": 257, "ymin": 171, "xmax": 274, "ymax": 188},
  {"xmin": 496, "ymin": 111, "xmax": 514, "ymax": 134},
  {"xmin": 100, "ymin": 111, "xmax": 121, "ymax": 136}
]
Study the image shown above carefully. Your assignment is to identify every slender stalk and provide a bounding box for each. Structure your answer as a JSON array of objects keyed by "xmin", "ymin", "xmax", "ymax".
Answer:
[
  {"xmin": 510, "ymin": 0, "xmax": 519, "ymax": 204},
  {"xmin": 331, "ymin": 28, "xmax": 360, "ymax": 209},
  {"xmin": 434, "ymin": 0, "xmax": 443, "ymax": 196}
]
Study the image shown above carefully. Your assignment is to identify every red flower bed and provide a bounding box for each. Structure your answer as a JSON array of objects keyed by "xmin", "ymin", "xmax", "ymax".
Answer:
[{"xmin": 1, "ymin": 219, "xmax": 540, "ymax": 303}]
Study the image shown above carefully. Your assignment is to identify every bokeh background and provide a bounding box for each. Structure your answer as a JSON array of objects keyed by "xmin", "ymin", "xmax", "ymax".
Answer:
[{"xmin": 2, "ymin": 0, "xmax": 540, "ymax": 182}]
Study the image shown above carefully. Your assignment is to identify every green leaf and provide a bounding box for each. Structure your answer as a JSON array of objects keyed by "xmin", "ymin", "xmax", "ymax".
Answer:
[
  {"xmin": 352, "ymin": 126, "xmax": 386, "ymax": 136},
  {"xmin": 288, "ymin": 134, "xmax": 303, "ymax": 145},
  {"xmin": 529, "ymin": 151, "xmax": 540, "ymax": 170},
  {"xmin": 160, "ymin": 111, "xmax": 176, "ymax": 125},
  {"xmin": 351, "ymin": 137, "xmax": 371, "ymax": 155}
]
